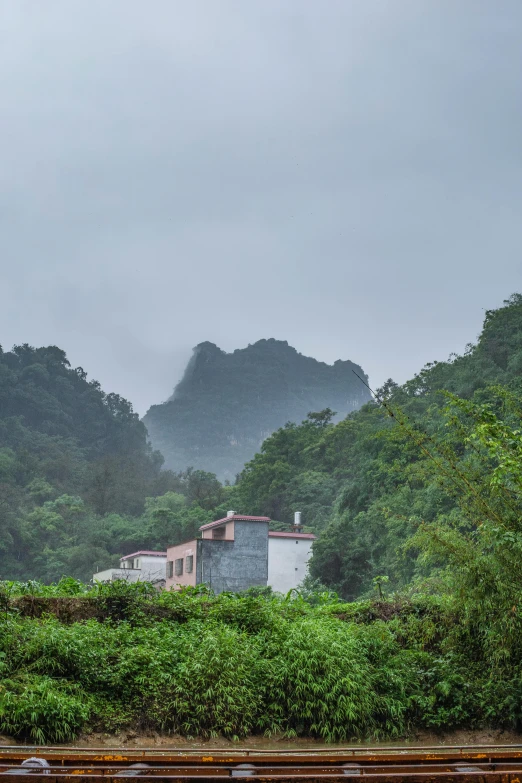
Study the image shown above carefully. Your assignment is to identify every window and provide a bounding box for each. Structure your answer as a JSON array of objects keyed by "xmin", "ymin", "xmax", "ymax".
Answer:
[
  {"xmin": 175, "ymin": 558, "xmax": 184, "ymax": 576},
  {"xmin": 213, "ymin": 526, "xmax": 226, "ymax": 539},
  {"xmin": 167, "ymin": 561, "xmax": 173, "ymax": 579},
  {"xmin": 186, "ymin": 555, "xmax": 194, "ymax": 573}
]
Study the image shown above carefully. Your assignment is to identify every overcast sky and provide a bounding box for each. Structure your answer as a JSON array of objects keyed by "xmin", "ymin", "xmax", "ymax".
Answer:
[{"xmin": 1, "ymin": 1, "xmax": 521, "ymax": 415}]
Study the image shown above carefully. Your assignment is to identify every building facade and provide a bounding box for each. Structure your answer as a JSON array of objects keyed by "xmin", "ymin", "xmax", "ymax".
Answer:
[
  {"xmin": 93, "ymin": 550, "xmax": 167, "ymax": 586},
  {"xmin": 267, "ymin": 531, "xmax": 316, "ymax": 593},
  {"xmin": 166, "ymin": 514, "xmax": 270, "ymax": 594},
  {"xmin": 166, "ymin": 512, "xmax": 315, "ymax": 594}
]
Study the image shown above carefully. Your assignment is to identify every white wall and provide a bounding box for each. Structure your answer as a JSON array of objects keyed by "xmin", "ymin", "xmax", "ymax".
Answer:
[
  {"xmin": 268, "ymin": 537, "xmax": 313, "ymax": 594},
  {"xmin": 93, "ymin": 568, "xmax": 140, "ymax": 583},
  {"xmin": 95, "ymin": 557, "xmax": 166, "ymax": 584},
  {"xmin": 131, "ymin": 555, "xmax": 166, "ymax": 582}
]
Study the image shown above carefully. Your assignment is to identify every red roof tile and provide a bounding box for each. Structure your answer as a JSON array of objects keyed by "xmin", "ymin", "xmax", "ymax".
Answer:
[
  {"xmin": 199, "ymin": 514, "xmax": 271, "ymax": 531},
  {"xmin": 268, "ymin": 532, "xmax": 316, "ymax": 540},
  {"xmin": 120, "ymin": 550, "xmax": 167, "ymax": 561}
]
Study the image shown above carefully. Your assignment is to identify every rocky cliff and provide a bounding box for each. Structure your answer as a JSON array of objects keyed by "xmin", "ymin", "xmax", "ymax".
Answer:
[{"xmin": 143, "ymin": 339, "xmax": 371, "ymax": 480}]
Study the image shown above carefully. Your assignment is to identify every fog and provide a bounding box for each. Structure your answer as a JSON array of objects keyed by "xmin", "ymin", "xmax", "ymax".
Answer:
[{"xmin": 1, "ymin": 0, "xmax": 521, "ymax": 414}]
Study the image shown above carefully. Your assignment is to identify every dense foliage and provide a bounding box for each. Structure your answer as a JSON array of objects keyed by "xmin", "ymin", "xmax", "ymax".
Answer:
[
  {"xmin": 143, "ymin": 339, "xmax": 371, "ymax": 481},
  {"xmin": 2, "ymin": 295, "xmax": 522, "ymax": 596},
  {"xmin": 1, "ymin": 580, "xmax": 521, "ymax": 745},
  {"xmin": 234, "ymin": 294, "xmax": 522, "ymax": 599},
  {"xmin": 2, "ymin": 297, "xmax": 522, "ymax": 744},
  {"xmin": 0, "ymin": 344, "xmax": 231, "ymax": 581}
]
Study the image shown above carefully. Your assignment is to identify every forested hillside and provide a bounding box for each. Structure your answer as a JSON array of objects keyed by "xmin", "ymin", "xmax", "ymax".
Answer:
[
  {"xmin": 143, "ymin": 339, "xmax": 371, "ymax": 480},
  {"xmin": 2, "ymin": 299, "xmax": 522, "ymax": 744},
  {"xmin": 234, "ymin": 294, "xmax": 522, "ymax": 598},
  {"xmin": 0, "ymin": 345, "xmax": 231, "ymax": 581},
  {"xmin": 2, "ymin": 295, "xmax": 522, "ymax": 595}
]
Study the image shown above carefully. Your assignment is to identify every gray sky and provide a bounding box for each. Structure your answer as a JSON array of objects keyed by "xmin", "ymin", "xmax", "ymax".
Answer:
[{"xmin": 1, "ymin": 0, "xmax": 521, "ymax": 415}]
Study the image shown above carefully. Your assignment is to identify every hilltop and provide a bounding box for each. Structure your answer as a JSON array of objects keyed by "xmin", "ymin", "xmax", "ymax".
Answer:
[
  {"xmin": 234, "ymin": 294, "xmax": 522, "ymax": 597},
  {"xmin": 0, "ymin": 344, "xmax": 204, "ymax": 581},
  {"xmin": 143, "ymin": 339, "xmax": 371, "ymax": 480}
]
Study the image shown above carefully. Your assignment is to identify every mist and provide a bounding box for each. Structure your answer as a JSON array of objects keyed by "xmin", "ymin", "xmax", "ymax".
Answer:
[{"xmin": 1, "ymin": 0, "xmax": 522, "ymax": 413}]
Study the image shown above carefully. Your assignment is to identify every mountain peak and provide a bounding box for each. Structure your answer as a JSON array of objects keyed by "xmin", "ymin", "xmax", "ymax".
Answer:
[{"xmin": 144, "ymin": 340, "xmax": 371, "ymax": 480}]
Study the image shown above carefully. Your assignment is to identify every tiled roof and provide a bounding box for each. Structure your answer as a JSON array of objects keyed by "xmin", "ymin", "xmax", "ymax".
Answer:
[
  {"xmin": 268, "ymin": 532, "xmax": 316, "ymax": 540},
  {"xmin": 120, "ymin": 550, "xmax": 167, "ymax": 561},
  {"xmin": 199, "ymin": 514, "xmax": 271, "ymax": 531}
]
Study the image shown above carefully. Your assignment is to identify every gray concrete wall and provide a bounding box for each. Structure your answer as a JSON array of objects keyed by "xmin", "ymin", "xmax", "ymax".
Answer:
[{"xmin": 197, "ymin": 520, "xmax": 269, "ymax": 594}]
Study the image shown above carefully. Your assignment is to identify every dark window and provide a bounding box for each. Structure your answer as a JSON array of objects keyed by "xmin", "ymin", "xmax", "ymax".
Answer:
[
  {"xmin": 213, "ymin": 526, "xmax": 226, "ymax": 539},
  {"xmin": 186, "ymin": 555, "xmax": 194, "ymax": 573},
  {"xmin": 175, "ymin": 558, "xmax": 183, "ymax": 576},
  {"xmin": 167, "ymin": 561, "xmax": 173, "ymax": 578}
]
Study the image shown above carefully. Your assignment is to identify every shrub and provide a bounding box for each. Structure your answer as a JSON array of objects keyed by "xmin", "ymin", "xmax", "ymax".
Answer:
[
  {"xmin": 259, "ymin": 617, "xmax": 410, "ymax": 741},
  {"xmin": 0, "ymin": 581, "xmax": 520, "ymax": 743},
  {"xmin": 160, "ymin": 621, "xmax": 263, "ymax": 739},
  {"xmin": 0, "ymin": 676, "xmax": 90, "ymax": 743}
]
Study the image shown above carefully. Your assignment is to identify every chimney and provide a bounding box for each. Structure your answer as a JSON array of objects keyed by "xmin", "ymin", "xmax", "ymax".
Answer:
[
  {"xmin": 293, "ymin": 511, "xmax": 302, "ymax": 532},
  {"xmin": 227, "ymin": 510, "xmax": 237, "ymax": 518}
]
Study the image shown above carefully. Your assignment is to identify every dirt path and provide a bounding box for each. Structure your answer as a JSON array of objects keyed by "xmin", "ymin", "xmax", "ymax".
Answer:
[{"xmin": 3, "ymin": 729, "xmax": 520, "ymax": 751}]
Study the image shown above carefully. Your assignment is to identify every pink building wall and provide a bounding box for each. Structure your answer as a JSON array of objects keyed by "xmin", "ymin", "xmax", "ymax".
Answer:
[
  {"xmin": 201, "ymin": 520, "xmax": 235, "ymax": 540},
  {"xmin": 166, "ymin": 540, "xmax": 197, "ymax": 590}
]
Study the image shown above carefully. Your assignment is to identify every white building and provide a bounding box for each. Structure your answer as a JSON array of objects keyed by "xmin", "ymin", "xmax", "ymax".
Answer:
[
  {"xmin": 93, "ymin": 550, "xmax": 167, "ymax": 586},
  {"xmin": 268, "ymin": 531, "xmax": 316, "ymax": 593}
]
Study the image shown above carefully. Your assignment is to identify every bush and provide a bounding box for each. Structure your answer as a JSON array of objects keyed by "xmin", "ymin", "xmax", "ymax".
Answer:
[
  {"xmin": 260, "ymin": 617, "xmax": 413, "ymax": 741},
  {"xmin": 0, "ymin": 676, "xmax": 90, "ymax": 743},
  {"xmin": 0, "ymin": 581, "xmax": 521, "ymax": 743},
  {"xmin": 160, "ymin": 621, "xmax": 263, "ymax": 738}
]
